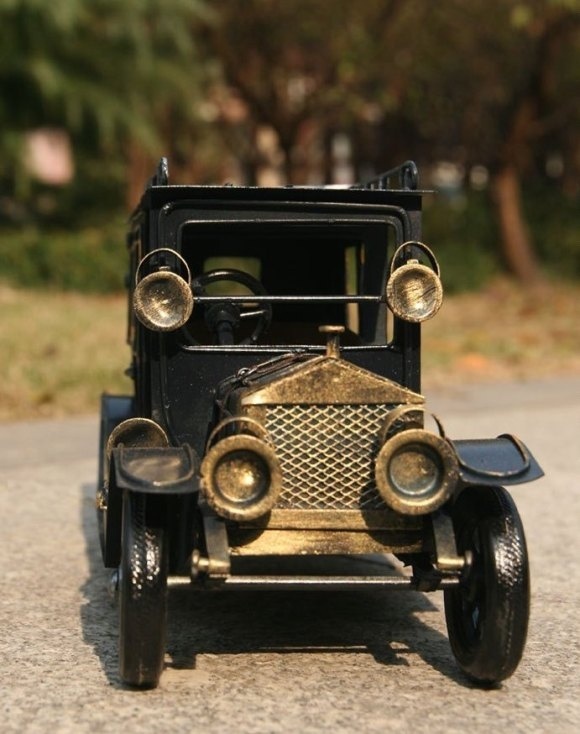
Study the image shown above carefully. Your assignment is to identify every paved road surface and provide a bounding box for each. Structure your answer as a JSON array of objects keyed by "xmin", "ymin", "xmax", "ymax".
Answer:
[{"xmin": 1, "ymin": 377, "xmax": 579, "ymax": 733}]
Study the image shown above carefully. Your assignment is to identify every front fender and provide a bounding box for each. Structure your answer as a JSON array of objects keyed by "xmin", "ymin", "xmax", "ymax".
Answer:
[
  {"xmin": 111, "ymin": 444, "xmax": 199, "ymax": 495},
  {"xmin": 450, "ymin": 434, "xmax": 543, "ymax": 487},
  {"xmin": 104, "ymin": 445, "xmax": 199, "ymax": 568}
]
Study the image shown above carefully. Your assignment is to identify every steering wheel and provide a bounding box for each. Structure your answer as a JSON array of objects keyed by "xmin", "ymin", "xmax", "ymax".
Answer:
[{"xmin": 190, "ymin": 268, "xmax": 272, "ymax": 345}]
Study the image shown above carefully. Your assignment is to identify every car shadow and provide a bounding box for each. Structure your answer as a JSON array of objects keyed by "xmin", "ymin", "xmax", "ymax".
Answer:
[
  {"xmin": 80, "ymin": 482, "xmax": 120, "ymax": 686},
  {"xmin": 79, "ymin": 482, "xmax": 472, "ymax": 689}
]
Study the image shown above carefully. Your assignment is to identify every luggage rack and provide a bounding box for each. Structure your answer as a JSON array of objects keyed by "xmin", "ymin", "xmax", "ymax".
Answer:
[{"xmin": 360, "ymin": 160, "xmax": 419, "ymax": 191}]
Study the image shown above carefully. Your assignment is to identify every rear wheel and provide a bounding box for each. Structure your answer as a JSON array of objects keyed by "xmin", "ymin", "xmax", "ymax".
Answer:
[
  {"xmin": 96, "ymin": 415, "xmax": 109, "ymax": 563},
  {"xmin": 444, "ymin": 485, "xmax": 530, "ymax": 684},
  {"xmin": 119, "ymin": 492, "xmax": 168, "ymax": 688}
]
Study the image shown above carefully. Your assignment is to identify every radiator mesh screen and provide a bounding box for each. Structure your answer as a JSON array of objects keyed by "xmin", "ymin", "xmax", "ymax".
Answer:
[{"xmin": 264, "ymin": 404, "xmax": 391, "ymax": 510}]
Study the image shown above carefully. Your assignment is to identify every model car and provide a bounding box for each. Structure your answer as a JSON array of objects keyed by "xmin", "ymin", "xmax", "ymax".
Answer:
[{"xmin": 97, "ymin": 158, "xmax": 543, "ymax": 688}]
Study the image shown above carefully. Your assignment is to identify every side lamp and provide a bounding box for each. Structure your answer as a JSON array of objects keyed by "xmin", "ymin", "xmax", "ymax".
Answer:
[
  {"xmin": 133, "ymin": 248, "xmax": 194, "ymax": 331},
  {"xmin": 386, "ymin": 241, "xmax": 443, "ymax": 323}
]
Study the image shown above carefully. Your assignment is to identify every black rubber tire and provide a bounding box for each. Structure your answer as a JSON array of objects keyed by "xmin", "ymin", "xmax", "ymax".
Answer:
[
  {"xmin": 444, "ymin": 485, "xmax": 530, "ymax": 684},
  {"xmin": 119, "ymin": 492, "xmax": 168, "ymax": 688},
  {"xmin": 96, "ymin": 417, "xmax": 108, "ymax": 564},
  {"xmin": 96, "ymin": 493, "xmax": 107, "ymax": 563}
]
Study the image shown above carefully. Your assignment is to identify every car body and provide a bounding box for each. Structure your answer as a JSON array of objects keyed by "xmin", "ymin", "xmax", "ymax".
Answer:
[{"xmin": 97, "ymin": 158, "xmax": 543, "ymax": 688}]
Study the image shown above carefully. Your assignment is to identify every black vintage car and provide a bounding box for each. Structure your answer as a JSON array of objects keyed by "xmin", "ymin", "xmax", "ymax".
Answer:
[{"xmin": 97, "ymin": 158, "xmax": 543, "ymax": 688}]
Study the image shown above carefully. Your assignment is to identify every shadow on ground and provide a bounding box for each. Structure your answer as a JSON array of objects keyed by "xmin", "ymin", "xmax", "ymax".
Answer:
[{"xmin": 79, "ymin": 483, "xmax": 468, "ymax": 689}]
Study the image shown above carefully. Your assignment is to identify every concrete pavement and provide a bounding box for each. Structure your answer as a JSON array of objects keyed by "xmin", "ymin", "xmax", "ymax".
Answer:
[{"xmin": 1, "ymin": 377, "xmax": 579, "ymax": 733}]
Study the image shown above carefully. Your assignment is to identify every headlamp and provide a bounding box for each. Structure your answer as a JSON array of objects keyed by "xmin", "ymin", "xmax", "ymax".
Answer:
[
  {"xmin": 386, "ymin": 241, "xmax": 443, "ymax": 323},
  {"xmin": 200, "ymin": 434, "xmax": 282, "ymax": 521},
  {"xmin": 375, "ymin": 428, "xmax": 458, "ymax": 515},
  {"xmin": 133, "ymin": 248, "xmax": 194, "ymax": 332}
]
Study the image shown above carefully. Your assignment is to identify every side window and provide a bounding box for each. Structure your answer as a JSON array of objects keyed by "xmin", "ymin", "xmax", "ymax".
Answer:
[{"xmin": 345, "ymin": 245, "xmax": 361, "ymax": 334}]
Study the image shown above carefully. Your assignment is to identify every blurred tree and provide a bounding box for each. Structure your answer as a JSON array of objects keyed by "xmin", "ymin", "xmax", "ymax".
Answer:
[
  {"xmin": 489, "ymin": 1, "xmax": 580, "ymax": 281},
  {"xmin": 415, "ymin": 0, "xmax": 580, "ymax": 282},
  {"xmin": 196, "ymin": 0, "xmax": 410, "ymax": 184},
  {"xmin": 198, "ymin": 0, "xmax": 579, "ymax": 281},
  {"xmin": 0, "ymin": 0, "xmax": 208, "ymax": 211},
  {"xmin": 0, "ymin": 0, "xmax": 577, "ymax": 284}
]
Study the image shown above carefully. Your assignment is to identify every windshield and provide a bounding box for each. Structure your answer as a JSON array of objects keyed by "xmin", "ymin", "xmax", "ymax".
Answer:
[{"xmin": 178, "ymin": 220, "xmax": 396, "ymax": 346}]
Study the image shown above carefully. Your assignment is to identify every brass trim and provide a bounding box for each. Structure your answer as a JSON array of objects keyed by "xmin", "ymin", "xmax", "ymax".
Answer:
[
  {"xmin": 205, "ymin": 415, "xmax": 273, "ymax": 451},
  {"xmin": 105, "ymin": 417, "xmax": 169, "ymax": 459},
  {"xmin": 229, "ymin": 528, "xmax": 423, "ymax": 556},
  {"xmin": 200, "ymin": 434, "xmax": 282, "ymax": 521},
  {"xmin": 319, "ymin": 324, "xmax": 345, "ymax": 358},
  {"xmin": 431, "ymin": 512, "xmax": 466, "ymax": 573},
  {"xmin": 238, "ymin": 509, "xmax": 421, "ymax": 531},
  {"xmin": 386, "ymin": 241, "xmax": 443, "ymax": 323},
  {"xmin": 375, "ymin": 429, "xmax": 459, "ymax": 515},
  {"xmin": 378, "ymin": 405, "xmax": 425, "ymax": 444},
  {"xmin": 133, "ymin": 270, "xmax": 194, "ymax": 332},
  {"xmin": 133, "ymin": 247, "xmax": 193, "ymax": 332},
  {"xmin": 135, "ymin": 247, "xmax": 191, "ymax": 287},
  {"xmin": 240, "ymin": 355, "xmax": 425, "ymax": 406},
  {"xmin": 388, "ymin": 241, "xmax": 441, "ymax": 279}
]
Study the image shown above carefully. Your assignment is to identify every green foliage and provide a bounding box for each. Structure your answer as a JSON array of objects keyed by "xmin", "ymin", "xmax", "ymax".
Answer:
[
  {"xmin": 1, "ymin": 184, "xmax": 575, "ymax": 295},
  {"xmin": 524, "ymin": 186, "xmax": 580, "ymax": 278},
  {"xmin": 0, "ymin": 149, "xmax": 126, "ymax": 228},
  {"xmin": 0, "ymin": 0, "xmax": 208, "ymax": 176},
  {"xmin": 0, "ymin": 0, "xmax": 578, "ymax": 289},
  {"xmin": 424, "ymin": 183, "xmax": 580, "ymax": 292},
  {"xmin": 0, "ymin": 220, "xmax": 127, "ymax": 292},
  {"xmin": 423, "ymin": 193, "xmax": 499, "ymax": 294}
]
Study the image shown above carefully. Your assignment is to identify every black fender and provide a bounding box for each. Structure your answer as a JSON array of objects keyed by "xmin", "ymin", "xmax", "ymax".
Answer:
[
  {"xmin": 450, "ymin": 434, "xmax": 543, "ymax": 487},
  {"xmin": 104, "ymin": 444, "xmax": 199, "ymax": 568},
  {"xmin": 111, "ymin": 444, "xmax": 199, "ymax": 494}
]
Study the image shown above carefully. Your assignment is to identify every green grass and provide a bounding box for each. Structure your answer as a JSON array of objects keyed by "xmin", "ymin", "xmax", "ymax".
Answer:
[
  {"xmin": 1, "ymin": 279, "xmax": 579, "ymax": 421},
  {"xmin": 422, "ymin": 277, "xmax": 580, "ymax": 385},
  {"xmin": 0, "ymin": 286, "xmax": 131, "ymax": 420},
  {"xmin": 0, "ymin": 220, "xmax": 127, "ymax": 292}
]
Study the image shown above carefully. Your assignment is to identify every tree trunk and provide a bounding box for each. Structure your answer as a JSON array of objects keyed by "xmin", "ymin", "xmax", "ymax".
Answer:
[
  {"xmin": 126, "ymin": 140, "xmax": 155, "ymax": 211},
  {"xmin": 491, "ymin": 165, "xmax": 542, "ymax": 283},
  {"xmin": 488, "ymin": 10, "xmax": 579, "ymax": 284}
]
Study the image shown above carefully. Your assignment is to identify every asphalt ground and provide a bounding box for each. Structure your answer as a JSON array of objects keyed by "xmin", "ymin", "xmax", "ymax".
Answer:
[{"xmin": 1, "ymin": 377, "xmax": 579, "ymax": 733}]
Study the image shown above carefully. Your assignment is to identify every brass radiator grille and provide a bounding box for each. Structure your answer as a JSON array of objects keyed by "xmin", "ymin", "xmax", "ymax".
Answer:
[{"xmin": 264, "ymin": 404, "xmax": 392, "ymax": 510}]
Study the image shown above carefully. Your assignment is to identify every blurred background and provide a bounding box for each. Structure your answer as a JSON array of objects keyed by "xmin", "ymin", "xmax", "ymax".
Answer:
[{"xmin": 0, "ymin": 0, "xmax": 579, "ymax": 419}]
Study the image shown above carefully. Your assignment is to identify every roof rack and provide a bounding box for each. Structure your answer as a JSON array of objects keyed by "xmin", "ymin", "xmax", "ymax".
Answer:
[
  {"xmin": 360, "ymin": 160, "xmax": 419, "ymax": 191},
  {"xmin": 148, "ymin": 156, "xmax": 419, "ymax": 192}
]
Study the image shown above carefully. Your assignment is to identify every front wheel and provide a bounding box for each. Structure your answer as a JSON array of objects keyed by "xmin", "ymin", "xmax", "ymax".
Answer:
[
  {"xmin": 444, "ymin": 485, "xmax": 530, "ymax": 684},
  {"xmin": 119, "ymin": 492, "xmax": 168, "ymax": 688}
]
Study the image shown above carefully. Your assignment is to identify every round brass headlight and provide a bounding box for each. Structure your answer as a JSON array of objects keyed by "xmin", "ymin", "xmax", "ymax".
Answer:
[
  {"xmin": 386, "ymin": 241, "xmax": 443, "ymax": 323},
  {"xmin": 375, "ymin": 429, "xmax": 458, "ymax": 515},
  {"xmin": 200, "ymin": 435, "xmax": 282, "ymax": 521},
  {"xmin": 386, "ymin": 261, "xmax": 443, "ymax": 323},
  {"xmin": 133, "ymin": 269, "xmax": 194, "ymax": 332}
]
